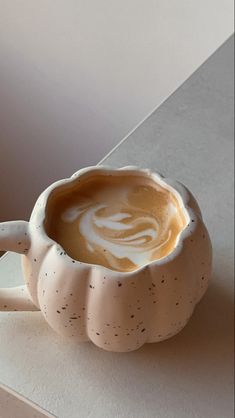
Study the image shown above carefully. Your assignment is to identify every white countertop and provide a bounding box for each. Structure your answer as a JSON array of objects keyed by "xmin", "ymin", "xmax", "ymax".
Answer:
[{"xmin": 0, "ymin": 36, "xmax": 234, "ymax": 418}]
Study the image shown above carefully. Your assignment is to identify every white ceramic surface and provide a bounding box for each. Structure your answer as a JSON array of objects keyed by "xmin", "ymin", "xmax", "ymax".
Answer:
[{"xmin": 0, "ymin": 167, "xmax": 212, "ymax": 352}]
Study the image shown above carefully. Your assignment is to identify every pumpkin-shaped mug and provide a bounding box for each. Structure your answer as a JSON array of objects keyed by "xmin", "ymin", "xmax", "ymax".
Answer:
[{"xmin": 0, "ymin": 166, "xmax": 212, "ymax": 352}]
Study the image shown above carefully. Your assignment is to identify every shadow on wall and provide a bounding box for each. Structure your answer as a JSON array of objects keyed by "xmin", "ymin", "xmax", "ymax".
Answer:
[{"xmin": 0, "ymin": 52, "xmax": 120, "ymax": 222}]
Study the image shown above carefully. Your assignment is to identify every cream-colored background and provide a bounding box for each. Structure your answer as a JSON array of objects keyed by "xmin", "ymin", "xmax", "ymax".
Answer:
[{"xmin": 0, "ymin": 0, "xmax": 234, "ymax": 221}]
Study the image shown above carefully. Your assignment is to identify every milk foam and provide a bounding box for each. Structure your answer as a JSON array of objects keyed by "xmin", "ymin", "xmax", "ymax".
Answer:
[
  {"xmin": 46, "ymin": 176, "xmax": 186, "ymax": 272},
  {"xmin": 60, "ymin": 192, "xmax": 177, "ymax": 269}
]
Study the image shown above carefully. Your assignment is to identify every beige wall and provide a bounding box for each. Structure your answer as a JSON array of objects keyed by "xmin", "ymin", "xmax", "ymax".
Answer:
[{"xmin": 0, "ymin": 0, "xmax": 234, "ymax": 221}]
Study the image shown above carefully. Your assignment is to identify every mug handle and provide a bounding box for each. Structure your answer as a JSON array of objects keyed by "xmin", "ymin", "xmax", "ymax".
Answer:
[{"xmin": 0, "ymin": 221, "xmax": 39, "ymax": 311}]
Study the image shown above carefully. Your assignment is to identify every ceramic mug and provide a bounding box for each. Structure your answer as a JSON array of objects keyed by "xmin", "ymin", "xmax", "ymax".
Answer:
[{"xmin": 0, "ymin": 166, "xmax": 212, "ymax": 352}]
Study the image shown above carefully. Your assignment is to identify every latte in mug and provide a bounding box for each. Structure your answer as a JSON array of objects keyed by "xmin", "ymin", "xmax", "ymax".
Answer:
[{"xmin": 46, "ymin": 175, "xmax": 187, "ymax": 272}]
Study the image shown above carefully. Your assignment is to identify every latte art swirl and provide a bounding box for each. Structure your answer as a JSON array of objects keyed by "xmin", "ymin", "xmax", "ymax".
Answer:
[
  {"xmin": 62, "ymin": 201, "xmax": 174, "ymax": 270},
  {"xmin": 46, "ymin": 176, "xmax": 186, "ymax": 271}
]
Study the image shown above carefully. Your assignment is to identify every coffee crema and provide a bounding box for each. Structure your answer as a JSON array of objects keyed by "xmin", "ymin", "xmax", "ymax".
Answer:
[{"xmin": 45, "ymin": 175, "xmax": 187, "ymax": 272}]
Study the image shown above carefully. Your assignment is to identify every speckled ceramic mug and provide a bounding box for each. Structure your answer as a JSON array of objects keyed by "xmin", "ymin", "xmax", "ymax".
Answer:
[{"xmin": 0, "ymin": 166, "xmax": 212, "ymax": 352}]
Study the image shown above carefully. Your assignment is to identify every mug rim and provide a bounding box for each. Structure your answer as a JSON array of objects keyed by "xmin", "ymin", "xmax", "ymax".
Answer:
[{"xmin": 29, "ymin": 165, "xmax": 197, "ymax": 276}]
